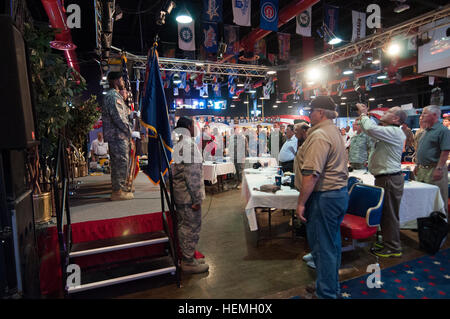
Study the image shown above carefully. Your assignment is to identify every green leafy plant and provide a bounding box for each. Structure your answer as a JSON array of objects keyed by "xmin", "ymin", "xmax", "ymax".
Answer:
[{"xmin": 66, "ymin": 95, "xmax": 101, "ymax": 150}]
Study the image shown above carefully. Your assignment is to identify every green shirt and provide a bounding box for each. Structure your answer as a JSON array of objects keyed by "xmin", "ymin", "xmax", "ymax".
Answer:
[
  {"xmin": 348, "ymin": 132, "xmax": 373, "ymax": 164},
  {"xmin": 416, "ymin": 122, "xmax": 450, "ymax": 165},
  {"xmin": 359, "ymin": 115, "xmax": 406, "ymax": 176}
]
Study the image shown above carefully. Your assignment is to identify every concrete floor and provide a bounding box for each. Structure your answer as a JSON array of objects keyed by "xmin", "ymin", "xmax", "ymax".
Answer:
[{"xmin": 67, "ymin": 172, "xmax": 450, "ymax": 299}]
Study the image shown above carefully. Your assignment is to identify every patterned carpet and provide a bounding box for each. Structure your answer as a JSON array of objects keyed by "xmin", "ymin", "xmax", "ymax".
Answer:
[{"xmin": 339, "ymin": 248, "xmax": 450, "ymax": 299}]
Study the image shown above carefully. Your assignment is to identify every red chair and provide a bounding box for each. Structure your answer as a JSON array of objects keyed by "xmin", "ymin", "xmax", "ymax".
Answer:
[{"xmin": 341, "ymin": 184, "xmax": 384, "ymax": 252}]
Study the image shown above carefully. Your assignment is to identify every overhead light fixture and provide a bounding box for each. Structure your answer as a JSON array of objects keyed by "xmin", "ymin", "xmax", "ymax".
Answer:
[
  {"xmin": 102, "ymin": 91, "xmax": 107, "ymax": 95},
  {"xmin": 341, "ymin": 96, "xmax": 347, "ymax": 100},
  {"xmin": 310, "ymin": 95, "xmax": 316, "ymax": 99},
  {"xmin": 267, "ymin": 70, "xmax": 276, "ymax": 75},
  {"xmin": 273, "ymin": 105, "xmax": 278, "ymax": 108},
  {"xmin": 258, "ymin": 105, "xmax": 262, "ymax": 108},
  {"xmin": 305, "ymin": 67, "xmax": 322, "ymax": 81},
  {"xmin": 343, "ymin": 69, "xmax": 353, "ymax": 75},
  {"xmin": 244, "ymin": 101, "xmax": 249, "ymax": 104},
  {"xmin": 328, "ymin": 37, "xmax": 342, "ymax": 45},
  {"xmin": 172, "ymin": 73, "xmax": 181, "ymax": 84},
  {"xmin": 102, "ymin": 75, "xmax": 107, "ymax": 81},
  {"xmin": 369, "ymin": 97, "xmax": 375, "ymax": 101},
  {"xmin": 237, "ymin": 83, "xmax": 245, "ymax": 87},
  {"xmin": 386, "ymin": 42, "xmax": 401, "ymax": 57},
  {"xmin": 394, "ymin": 3, "xmax": 410, "ymax": 13},
  {"xmin": 195, "ymin": 62, "xmax": 204, "ymax": 66},
  {"xmin": 157, "ymin": 1, "xmax": 176, "ymax": 26},
  {"xmin": 232, "ymin": 96, "xmax": 239, "ymax": 99},
  {"xmin": 288, "ymin": 105, "xmax": 293, "ymax": 108},
  {"xmin": 377, "ymin": 74, "xmax": 387, "ymax": 79},
  {"xmin": 372, "ymin": 58, "xmax": 381, "ymax": 64},
  {"xmin": 176, "ymin": 5, "xmax": 193, "ymax": 24},
  {"xmin": 387, "ymin": 98, "xmax": 393, "ymax": 102},
  {"xmin": 340, "ymin": 102, "xmax": 346, "ymax": 105},
  {"xmin": 259, "ymin": 97, "xmax": 265, "ymax": 100},
  {"xmin": 231, "ymin": 104, "xmax": 235, "ymax": 108},
  {"xmin": 249, "ymin": 89, "xmax": 256, "ymax": 93}
]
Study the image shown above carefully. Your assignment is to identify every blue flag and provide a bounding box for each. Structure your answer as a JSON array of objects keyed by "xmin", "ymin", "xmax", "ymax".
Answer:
[
  {"xmin": 260, "ymin": 0, "xmax": 278, "ymax": 31},
  {"xmin": 202, "ymin": 22, "xmax": 218, "ymax": 53},
  {"xmin": 203, "ymin": 0, "xmax": 223, "ymax": 22},
  {"xmin": 140, "ymin": 47, "xmax": 173, "ymax": 185}
]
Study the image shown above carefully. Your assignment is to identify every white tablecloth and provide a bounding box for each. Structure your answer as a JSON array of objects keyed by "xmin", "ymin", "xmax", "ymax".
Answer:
[
  {"xmin": 350, "ymin": 170, "xmax": 445, "ymax": 227},
  {"xmin": 242, "ymin": 170, "xmax": 298, "ymax": 231},
  {"xmin": 203, "ymin": 161, "xmax": 236, "ymax": 184},
  {"xmin": 244, "ymin": 156, "xmax": 278, "ymax": 169}
]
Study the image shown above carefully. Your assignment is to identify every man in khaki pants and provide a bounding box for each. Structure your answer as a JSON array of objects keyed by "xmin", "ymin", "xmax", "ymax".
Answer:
[{"xmin": 414, "ymin": 105, "xmax": 450, "ymax": 217}]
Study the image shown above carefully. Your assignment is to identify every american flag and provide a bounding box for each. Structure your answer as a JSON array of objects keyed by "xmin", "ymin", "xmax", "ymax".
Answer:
[{"xmin": 121, "ymin": 54, "xmax": 135, "ymax": 111}]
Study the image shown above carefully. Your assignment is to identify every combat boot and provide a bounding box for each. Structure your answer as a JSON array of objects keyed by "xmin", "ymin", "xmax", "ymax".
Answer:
[
  {"xmin": 111, "ymin": 190, "xmax": 134, "ymax": 201},
  {"xmin": 181, "ymin": 259, "xmax": 209, "ymax": 274}
]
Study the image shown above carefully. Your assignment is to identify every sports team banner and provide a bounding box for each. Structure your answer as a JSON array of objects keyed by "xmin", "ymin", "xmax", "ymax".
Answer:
[
  {"xmin": 199, "ymin": 83, "xmax": 209, "ymax": 97},
  {"xmin": 228, "ymin": 75, "xmax": 237, "ymax": 97},
  {"xmin": 178, "ymin": 21, "xmax": 195, "ymax": 51},
  {"xmin": 324, "ymin": 4, "xmax": 339, "ymax": 35},
  {"xmin": 351, "ymin": 10, "xmax": 366, "ymax": 42},
  {"xmin": 296, "ymin": 6, "xmax": 312, "ymax": 37},
  {"xmin": 254, "ymin": 38, "xmax": 267, "ymax": 60},
  {"xmin": 202, "ymin": 0, "xmax": 223, "ymax": 22},
  {"xmin": 224, "ymin": 24, "xmax": 240, "ymax": 56},
  {"xmin": 277, "ymin": 32, "xmax": 290, "ymax": 61},
  {"xmin": 202, "ymin": 22, "xmax": 218, "ymax": 53},
  {"xmin": 260, "ymin": 0, "xmax": 278, "ymax": 31},
  {"xmin": 232, "ymin": 0, "xmax": 251, "ymax": 26}
]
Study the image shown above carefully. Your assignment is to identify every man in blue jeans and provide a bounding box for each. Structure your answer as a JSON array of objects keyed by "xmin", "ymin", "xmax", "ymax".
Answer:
[{"xmin": 294, "ymin": 96, "xmax": 349, "ymax": 298}]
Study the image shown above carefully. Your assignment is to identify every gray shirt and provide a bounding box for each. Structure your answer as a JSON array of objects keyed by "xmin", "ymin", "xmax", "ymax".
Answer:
[{"xmin": 416, "ymin": 122, "xmax": 450, "ymax": 165}]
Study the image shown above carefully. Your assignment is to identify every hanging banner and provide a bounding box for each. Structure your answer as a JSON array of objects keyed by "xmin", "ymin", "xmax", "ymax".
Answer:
[
  {"xmin": 177, "ymin": 72, "xmax": 187, "ymax": 89},
  {"xmin": 254, "ymin": 38, "xmax": 267, "ymax": 60},
  {"xmin": 200, "ymin": 83, "xmax": 209, "ymax": 97},
  {"xmin": 232, "ymin": 0, "xmax": 251, "ymax": 26},
  {"xmin": 202, "ymin": 22, "xmax": 218, "ymax": 53},
  {"xmin": 228, "ymin": 75, "xmax": 237, "ymax": 97},
  {"xmin": 178, "ymin": 21, "xmax": 196, "ymax": 51},
  {"xmin": 213, "ymin": 76, "xmax": 221, "ymax": 97},
  {"xmin": 324, "ymin": 4, "xmax": 339, "ymax": 35},
  {"xmin": 224, "ymin": 24, "xmax": 240, "ymax": 56},
  {"xmin": 351, "ymin": 10, "xmax": 366, "ymax": 42},
  {"xmin": 203, "ymin": 0, "xmax": 223, "ymax": 22},
  {"xmin": 260, "ymin": 0, "xmax": 278, "ymax": 31},
  {"xmin": 408, "ymin": 36, "xmax": 417, "ymax": 51},
  {"xmin": 296, "ymin": 6, "xmax": 312, "ymax": 37},
  {"xmin": 277, "ymin": 32, "xmax": 290, "ymax": 62}
]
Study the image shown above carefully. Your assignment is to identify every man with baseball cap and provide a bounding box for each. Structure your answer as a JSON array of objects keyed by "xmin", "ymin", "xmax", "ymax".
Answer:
[{"xmin": 294, "ymin": 96, "xmax": 349, "ymax": 299}]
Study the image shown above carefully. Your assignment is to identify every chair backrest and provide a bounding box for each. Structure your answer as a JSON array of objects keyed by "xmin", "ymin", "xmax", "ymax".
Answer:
[
  {"xmin": 347, "ymin": 176, "xmax": 362, "ymax": 193},
  {"xmin": 347, "ymin": 183, "xmax": 384, "ymax": 227}
]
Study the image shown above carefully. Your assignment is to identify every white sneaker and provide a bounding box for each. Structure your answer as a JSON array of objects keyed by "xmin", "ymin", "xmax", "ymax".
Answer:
[
  {"xmin": 306, "ymin": 260, "xmax": 316, "ymax": 269},
  {"xmin": 302, "ymin": 253, "xmax": 313, "ymax": 262}
]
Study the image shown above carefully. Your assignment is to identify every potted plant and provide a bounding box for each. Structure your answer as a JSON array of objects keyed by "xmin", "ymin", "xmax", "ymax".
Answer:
[{"xmin": 24, "ymin": 22, "xmax": 86, "ymax": 222}]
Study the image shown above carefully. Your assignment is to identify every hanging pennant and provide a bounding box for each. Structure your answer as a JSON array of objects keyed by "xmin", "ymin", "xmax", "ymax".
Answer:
[
  {"xmin": 232, "ymin": 0, "xmax": 251, "ymax": 26},
  {"xmin": 224, "ymin": 24, "xmax": 240, "ymax": 56},
  {"xmin": 178, "ymin": 21, "xmax": 196, "ymax": 51},
  {"xmin": 277, "ymin": 33, "xmax": 290, "ymax": 62},
  {"xmin": 296, "ymin": 6, "xmax": 312, "ymax": 37},
  {"xmin": 351, "ymin": 10, "xmax": 366, "ymax": 42},
  {"xmin": 202, "ymin": 0, "xmax": 223, "ymax": 22},
  {"xmin": 260, "ymin": 0, "xmax": 278, "ymax": 32},
  {"xmin": 202, "ymin": 22, "xmax": 218, "ymax": 53}
]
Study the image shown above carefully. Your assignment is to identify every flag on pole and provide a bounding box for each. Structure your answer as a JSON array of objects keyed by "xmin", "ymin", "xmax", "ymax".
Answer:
[
  {"xmin": 178, "ymin": 21, "xmax": 196, "ymax": 51},
  {"xmin": 232, "ymin": 0, "xmax": 251, "ymax": 26},
  {"xmin": 296, "ymin": 7, "xmax": 312, "ymax": 37},
  {"xmin": 140, "ymin": 46, "xmax": 173, "ymax": 185},
  {"xmin": 121, "ymin": 54, "xmax": 135, "ymax": 111},
  {"xmin": 351, "ymin": 10, "xmax": 366, "ymax": 42},
  {"xmin": 203, "ymin": 0, "xmax": 223, "ymax": 22},
  {"xmin": 260, "ymin": 0, "xmax": 279, "ymax": 31}
]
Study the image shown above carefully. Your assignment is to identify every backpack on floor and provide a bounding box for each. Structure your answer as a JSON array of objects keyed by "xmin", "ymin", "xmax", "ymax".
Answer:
[{"xmin": 417, "ymin": 211, "xmax": 448, "ymax": 255}]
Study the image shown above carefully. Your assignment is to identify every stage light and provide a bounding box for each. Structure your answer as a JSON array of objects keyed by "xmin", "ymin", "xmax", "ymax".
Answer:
[
  {"xmin": 340, "ymin": 102, "xmax": 346, "ymax": 105},
  {"xmin": 102, "ymin": 75, "xmax": 107, "ymax": 81},
  {"xmin": 237, "ymin": 83, "xmax": 245, "ymax": 87},
  {"xmin": 244, "ymin": 101, "xmax": 249, "ymax": 104},
  {"xmin": 328, "ymin": 37, "xmax": 342, "ymax": 45},
  {"xmin": 176, "ymin": 5, "xmax": 193, "ymax": 24},
  {"xmin": 249, "ymin": 89, "xmax": 256, "ymax": 93},
  {"xmin": 173, "ymin": 73, "xmax": 181, "ymax": 84},
  {"xmin": 102, "ymin": 91, "xmax": 107, "ymax": 95},
  {"xmin": 232, "ymin": 96, "xmax": 239, "ymax": 99},
  {"xmin": 288, "ymin": 105, "xmax": 293, "ymax": 108},
  {"xmin": 377, "ymin": 74, "xmax": 387, "ymax": 79},
  {"xmin": 386, "ymin": 42, "xmax": 401, "ymax": 57},
  {"xmin": 343, "ymin": 69, "xmax": 353, "ymax": 75},
  {"xmin": 305, "ymin": 66, "xmax": 323, "ymax": 82},
  {"xmin": 157, "ymin": 1, "xmax": 176, "ymax": 26},
  {"xmin": 231, "ymin": 104, "xmax": 235, "ymax": 108}
]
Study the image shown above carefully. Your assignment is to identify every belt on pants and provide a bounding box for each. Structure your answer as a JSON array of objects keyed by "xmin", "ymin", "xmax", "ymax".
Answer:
[
  {"xmin": 374, "ymin": 171, "xmax": 401, "ymax": 179},
  {"xmin": 417, "ymin": 164, "xmax": 437, "ymax": 169}
]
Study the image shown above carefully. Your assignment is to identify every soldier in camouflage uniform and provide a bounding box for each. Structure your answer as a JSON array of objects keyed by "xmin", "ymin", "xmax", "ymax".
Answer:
[
  {"xmin": 102, "ymin": 72, "xmax": 134, "ymax": 201},
  {"xmin": 172, "ymin": 117, "xmax": 209, "ymax": 274}
]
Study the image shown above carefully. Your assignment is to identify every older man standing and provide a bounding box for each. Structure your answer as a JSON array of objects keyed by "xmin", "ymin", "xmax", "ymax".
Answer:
[
  {"xmin": 348, "ymin": 120, "xmax": 373, "ymax": 170},
  {"xmin": 356, "ymin": 103, "xmax": 407, "ymax": 258},
  {"xmin": 295, "ymin": 96, "xmax": 348, "ymax": 299},
  {"xmin": 414, "ymin": 105, "xmax": 450, "ymax": 216},
  {"xmin": 278, "ymin": 125, "xmax": 298, "ymax": 172}
]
